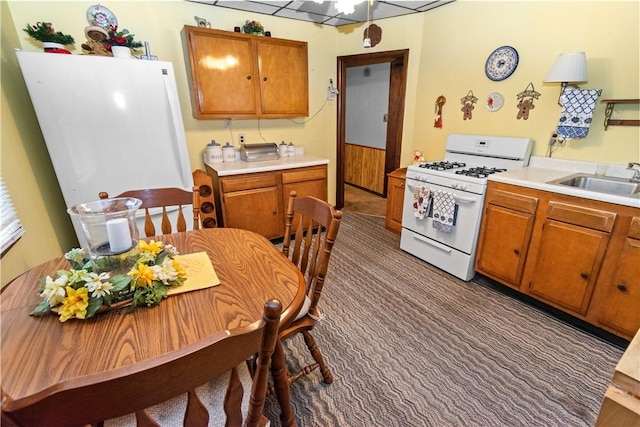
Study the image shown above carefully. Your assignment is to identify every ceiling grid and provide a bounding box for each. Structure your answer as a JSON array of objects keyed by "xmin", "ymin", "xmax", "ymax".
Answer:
[{"xmin": 187, "ymin": 1, "xmax": 456, "ymax": 26}]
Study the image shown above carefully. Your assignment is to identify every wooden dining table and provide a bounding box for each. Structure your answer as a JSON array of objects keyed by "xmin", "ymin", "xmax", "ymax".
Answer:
[{"xmin": 1, "ymin": 228, "xmax": 305, "ymax": 426}]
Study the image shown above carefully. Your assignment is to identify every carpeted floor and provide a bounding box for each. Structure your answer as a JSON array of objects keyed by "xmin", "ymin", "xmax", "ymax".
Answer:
[
  {"xmin": 105, "ymin": 212, "xmax": 624, "ymax": 426},
  {"xmin": 264, "ymin": 212, "xmax": 623, "ymax": 427}
]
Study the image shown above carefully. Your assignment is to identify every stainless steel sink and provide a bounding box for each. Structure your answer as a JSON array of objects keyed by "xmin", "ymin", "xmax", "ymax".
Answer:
[{"xmin": 547, "ymin": 174, "xmax": 640, "ymax": 196}]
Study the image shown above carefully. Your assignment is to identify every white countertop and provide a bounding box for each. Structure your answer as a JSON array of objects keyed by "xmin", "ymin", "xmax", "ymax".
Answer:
[
  {"xmin": 205, "ymin": 155, "xmax": 329, "ymax": 176},
  {"xmin": 489, "ymin": 157, "xmax": 640, "ymax": 208}
]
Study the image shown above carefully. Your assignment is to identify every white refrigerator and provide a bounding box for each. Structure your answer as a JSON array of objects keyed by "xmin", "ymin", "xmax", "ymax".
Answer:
[{"xmin": 16, "ymin": 51, "xmax": 193, "ymax": 246}]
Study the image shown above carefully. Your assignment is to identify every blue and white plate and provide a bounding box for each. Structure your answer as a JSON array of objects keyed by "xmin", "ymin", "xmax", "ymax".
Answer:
[{"xmin": 485, "ymin": 46, "xmax": 519, "ymax": 81}]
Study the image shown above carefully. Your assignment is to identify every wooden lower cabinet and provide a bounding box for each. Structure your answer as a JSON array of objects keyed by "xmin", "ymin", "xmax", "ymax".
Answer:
[
  {"xmin": 385, "ymin": 168, "xmax": 406, "ymax": 234},
  {"xmin": 594, "ymin": 217, "xmax": 640, "ymax": 338},
  {"xmin": 528, "ymin": 219, "xmax": 610, "ymax": 315},
  {"xmin": 475, "ymin": 189, "xmax": 537, "ymax": 288},
  {"xmin": 475, "ymin": 181, "xmax": 640, "ymax": 340},
  {"xmin": 206, "ymin": 164, "xmax": 327, "ymax": 240},
  {"xmin": 223, "ymin": 185, "xmax": 282, "ymax": 239}
]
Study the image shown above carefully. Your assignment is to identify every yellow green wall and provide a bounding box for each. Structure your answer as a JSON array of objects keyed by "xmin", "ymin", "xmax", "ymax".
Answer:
[{"xmin": 2, "ymin": 0, "xmax": 638, "ymax": 286}]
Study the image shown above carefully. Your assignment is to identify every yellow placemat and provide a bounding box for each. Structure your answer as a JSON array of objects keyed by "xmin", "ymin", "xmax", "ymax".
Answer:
[{"xmin": 168, "ymin": 251, "xmax": 220, "ymax": 296}]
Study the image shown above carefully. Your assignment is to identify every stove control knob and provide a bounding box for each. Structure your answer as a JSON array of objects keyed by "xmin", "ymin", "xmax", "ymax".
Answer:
[{"xmin": 458, "ymin": 183, "xmax": 467, "ymax": 191}]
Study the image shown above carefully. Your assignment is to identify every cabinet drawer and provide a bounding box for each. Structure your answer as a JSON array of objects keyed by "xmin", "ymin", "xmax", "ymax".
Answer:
[
  {"xmin": 486, "ymin": 189, "xmax": 538, "ymax": 214},
  {"xmin": 547, "ymin": 202, "xmax": 616, "ymax": 233},
  {"xmin": 221, "ymin": 174, "xmax": 278, "ymax": 193},
  {"xmin": 282, "ymin": 166, "xmax": 326, "ymax": 184}
]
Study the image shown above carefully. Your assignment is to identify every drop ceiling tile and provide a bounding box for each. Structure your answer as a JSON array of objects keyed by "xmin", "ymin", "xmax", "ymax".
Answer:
[
  {"xmin": 187, "ymin": 0, "xmax": 456, "ymax": 26},
  {"xmin": 275, "ymin": 8, "xmax": 331, "ymax": 24},
  {"xmin": 214, "ymin": 1, "xmax": 281, "ymax": 14}
]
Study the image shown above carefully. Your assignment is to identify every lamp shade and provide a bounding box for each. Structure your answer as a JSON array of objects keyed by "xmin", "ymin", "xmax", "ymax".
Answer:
[{"xmin": 544, "ymin": 52, "xmax": 587, "ymax": 83}]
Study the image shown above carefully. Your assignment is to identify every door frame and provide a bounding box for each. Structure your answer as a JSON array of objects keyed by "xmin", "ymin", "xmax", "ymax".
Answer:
[{"xmin": 335, "ymin": 49, "xmax": 409, "ymax": 209}]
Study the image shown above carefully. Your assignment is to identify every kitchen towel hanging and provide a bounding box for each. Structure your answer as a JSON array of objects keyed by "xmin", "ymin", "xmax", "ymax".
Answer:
[
  {"xmin": 432, "ymin": 190, "xmax": 457, "ymax": 233},
  {"xmin": 413, "ymin": 185, "xmax": 431, "ymax": 220},
  {"xmin": 556, "ymin": 87, "xmax": 602, "ymax": 139}
]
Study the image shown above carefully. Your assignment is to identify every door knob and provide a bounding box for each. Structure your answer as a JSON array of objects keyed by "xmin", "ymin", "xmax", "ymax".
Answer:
[
  {"xmin": 247, "ymin": 75, "xmax": 252, "ymax": 80},
  {"xmin": 617, "ymin": 283, "xmax": 628, "ymax": 292},
  {"xmin": 513, "ymin": 248, "xmax": 520, "ymax": 255},
  {"xmin": 580, "ymin": 272, "xmax": 589, "ymax": 279},
  {"xmin": 263, "ymin": 77, "xmax": 268, "ymax": 81}
]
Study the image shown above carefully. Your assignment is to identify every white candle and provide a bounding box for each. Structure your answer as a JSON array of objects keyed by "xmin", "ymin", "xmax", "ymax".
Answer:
[{"xmin": 106, "ymin": 218, "xmax": 132, "ymax": 253}]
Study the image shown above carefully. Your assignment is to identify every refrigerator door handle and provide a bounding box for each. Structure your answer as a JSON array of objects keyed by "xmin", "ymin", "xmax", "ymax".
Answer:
[{"xmin": 162, "ymin": 70, "xmax": 191, "ymax": 188}]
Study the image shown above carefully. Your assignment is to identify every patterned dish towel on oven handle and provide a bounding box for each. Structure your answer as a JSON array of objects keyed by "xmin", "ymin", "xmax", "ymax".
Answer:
[
  {"xmin": 413, "ymin": 185, "xmax": 431, "ymax": 220},
  {"xmin": 432, "ymin": 190, "xmax": 458, "ymax": 233}
]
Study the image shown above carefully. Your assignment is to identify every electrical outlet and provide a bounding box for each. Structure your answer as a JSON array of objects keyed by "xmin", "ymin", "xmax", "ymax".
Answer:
[
  {"xmin": 238, "ymin": 134, "xmax": 245, "ymax": 145},
  {"xmin": 556, "ymin": 138, "xmax": 566, "ymax": 147}
]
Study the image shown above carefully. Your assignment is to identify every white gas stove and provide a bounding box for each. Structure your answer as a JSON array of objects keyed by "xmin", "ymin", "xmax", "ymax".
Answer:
[{"xmin": 400, "ymin": 134, "xmax": 533, "ymax": 281}]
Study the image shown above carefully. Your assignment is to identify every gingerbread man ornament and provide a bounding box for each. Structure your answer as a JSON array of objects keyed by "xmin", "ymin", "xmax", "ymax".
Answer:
[{"xmin": 460, "ymin": 90, "xmax": 478, "ymax": 121}]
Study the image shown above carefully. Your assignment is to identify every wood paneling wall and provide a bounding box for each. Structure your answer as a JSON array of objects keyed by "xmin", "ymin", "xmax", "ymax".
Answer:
[{"xmin": 344, "ymin": 142, "xmax": 385, "ymax": 194}]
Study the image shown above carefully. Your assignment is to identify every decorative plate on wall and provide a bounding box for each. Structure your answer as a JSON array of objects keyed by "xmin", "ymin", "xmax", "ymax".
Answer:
[
  {"xmin": 86, "ymin": 5, "xmax": 118, "ymax": 30},
  {"xmin": 485, "ymin": 92, "xmax": 504, "ymax": 112},
  {"xmin": 485, "ymin": 46, "xmax": 519, "ymax": 81}
]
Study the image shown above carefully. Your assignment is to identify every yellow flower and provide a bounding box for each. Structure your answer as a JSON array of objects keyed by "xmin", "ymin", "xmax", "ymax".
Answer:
[
  {"xmin": 58, "ymin": 286, "xmax": 89, "ymax": 322},
  {"xmin": 128, "ymin": 263, "xmax": 155, "ymax": 289},
  {"xmin": 40, "ymin": 275, "xmax": 68, "ymax": 307},
  {"xmin": 172, "ymin": 259, "xmax": 187, "ymax": 278},
  {"xmin": 138, "ymin": 240, "xmax": 163, "ymax": 256}
]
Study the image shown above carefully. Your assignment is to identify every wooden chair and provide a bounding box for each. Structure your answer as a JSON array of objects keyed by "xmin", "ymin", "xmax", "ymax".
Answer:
[
  {"xmin": 279, "ymin": 191, "xmax": 343, "ymax": 385},
  {"xmin": 98, "ymin": 186, "xmax": 200, "ymax": 237},
  {"xmin": 1, "ymin": 299, "xmax": 283, "ymax": 427}
]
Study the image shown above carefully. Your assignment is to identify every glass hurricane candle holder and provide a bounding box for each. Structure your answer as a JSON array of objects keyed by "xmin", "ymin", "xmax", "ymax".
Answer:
[{"xmin": 67, "ymin": 197, "xmax": 142, "ymax": 274}]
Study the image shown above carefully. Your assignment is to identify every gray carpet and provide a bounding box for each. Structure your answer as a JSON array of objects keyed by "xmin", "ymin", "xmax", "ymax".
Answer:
[{"xmin": 264, "ymin": 212, "xmax": 623, "ymax": 427}]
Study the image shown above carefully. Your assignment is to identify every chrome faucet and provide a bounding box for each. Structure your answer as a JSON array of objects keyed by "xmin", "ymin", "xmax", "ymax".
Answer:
[{"xmin": 628, "ymin": 162, "xmax": 640, "ymax": 182}]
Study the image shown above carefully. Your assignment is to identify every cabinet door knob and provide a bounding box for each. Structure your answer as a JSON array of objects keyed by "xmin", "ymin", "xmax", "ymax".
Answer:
[
  {"xmin": 272, "ymin": 210, "xmax": 277, "ymax": 215},
  {"xmin": 247, "ymin": 75, "xmax": 252, "ymax": 80},
  {"xmin": 580, "ymin": 272, "xmax": 589, "ymax": 279},
  {"xmin": 263, "ymin": 77, "xmax": 268, "ymax": 82},
  {"xmin": 617, "ymin": 283, "xmax": 628, "ymax": 292},
  {"xmin": 513, "ymin": 248, "xmax": 520, "ymax": 255}
]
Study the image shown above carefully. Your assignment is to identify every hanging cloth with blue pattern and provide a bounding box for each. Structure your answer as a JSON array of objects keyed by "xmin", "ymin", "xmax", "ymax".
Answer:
[{"xmin": 556, "ymin": 87, "xmax": 602, "ymax": 139}]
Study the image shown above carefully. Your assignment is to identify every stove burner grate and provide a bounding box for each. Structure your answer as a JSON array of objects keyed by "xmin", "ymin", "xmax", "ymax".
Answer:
[
  {"xmin": 418, "ymin": 161, "xmax": 466, "ymax": 171},
  {"xmin": 455, "ymin": 166, "xmax": 507, "ymax": 178}
]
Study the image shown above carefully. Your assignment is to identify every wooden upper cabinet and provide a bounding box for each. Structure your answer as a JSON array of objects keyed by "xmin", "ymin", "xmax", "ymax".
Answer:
[
  {"xmin": 256, "ymin": 38, "xmax": 309, "ymax": 116},
  {"xmin": 183, "ymin": 26, "xmax": 308, "ymax": 119}
]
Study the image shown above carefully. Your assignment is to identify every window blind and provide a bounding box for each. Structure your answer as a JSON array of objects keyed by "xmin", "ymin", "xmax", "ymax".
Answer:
[{"xmin": 0, "ymin": 177, "xmax": 25, "ymax": 255}]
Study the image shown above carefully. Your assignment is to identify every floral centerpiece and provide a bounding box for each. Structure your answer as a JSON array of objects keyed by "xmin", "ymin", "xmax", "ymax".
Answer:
[
  {"xmin": 242, "ymin": 20, "xmax": 264, "ymax": 35},
  {"xmin": 30, "ymin": 240, "xmax": 186, "ymax": 322},
  {"xmin": 23, "ymin": 22, "xmax": 75, "ymax": 46},
  {"xmin": 101, "ymin": 24, "xmax": 143, "ymax": 51}
]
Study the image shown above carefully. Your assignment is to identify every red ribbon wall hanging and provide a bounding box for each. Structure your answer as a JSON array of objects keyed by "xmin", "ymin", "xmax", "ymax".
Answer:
[{"xmin": 434, "ymin": 95, "xmax": 446, "ymax": 128}]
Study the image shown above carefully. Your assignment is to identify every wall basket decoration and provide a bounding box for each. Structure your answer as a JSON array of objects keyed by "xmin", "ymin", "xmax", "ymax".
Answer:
[
  {"xmin": 434, "ymin": 95, "xmax": 446, "ymax": 128},
  {"xmin": 460, "ymin": 90, "xmax": 478, "ymax": 120},
  {"xmin": 516, "ymin": 82, "xmax": 541, "ymax": 120}
]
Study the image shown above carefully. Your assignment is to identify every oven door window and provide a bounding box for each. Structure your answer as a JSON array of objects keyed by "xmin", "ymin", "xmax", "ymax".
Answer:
[{"xmin": 402, "ymin": 179, "xmax": 484, "ymax": 255}]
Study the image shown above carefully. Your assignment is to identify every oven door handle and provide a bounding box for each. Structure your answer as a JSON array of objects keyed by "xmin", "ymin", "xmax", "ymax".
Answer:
[
  {"xmin": 453, "ymin": 195, "xmax": 477, "ymax": 204},
  {"xmin": 406, "ymin": 183, "xmax": 477, "ymax": 205},
  {"xmin": 413, "ymin": 234, "xmax": 452, "ymax": 253}
]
